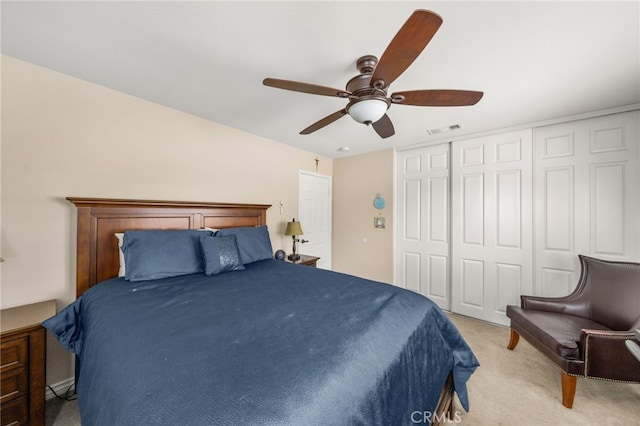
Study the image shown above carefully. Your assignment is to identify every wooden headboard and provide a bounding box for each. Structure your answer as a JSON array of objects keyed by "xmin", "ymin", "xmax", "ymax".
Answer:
[{"xmin": 67, "ymin": 198, "xmax": 271, "ymax": 297}]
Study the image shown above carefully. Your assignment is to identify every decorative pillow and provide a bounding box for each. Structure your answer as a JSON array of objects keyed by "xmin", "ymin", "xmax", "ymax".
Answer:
[
  {"xmin": 216, "ymin": 226, "xmax": 273, "ymax": 264},
  {"xmin": 122, "ymin": 230, "xmax": 212, "ymax": 281},
  {"xmin": 199, "ymin": 234, "xmax": 245, "ymax": 276},
  {"xmin": 117, "ymin": 229, "xmax": 213, "ymax": 278}
]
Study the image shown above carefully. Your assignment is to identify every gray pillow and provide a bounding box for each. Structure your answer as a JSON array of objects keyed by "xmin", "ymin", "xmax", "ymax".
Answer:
[
  {"xmin": 199, "ymin": 234, "xmax": 245, "ymax": 275},
  {"xmin": 216, "ymin": 226, "xmax": 273, "ymax": 264},
  {"xmin": 122, "ymin": 230, "xmax": 211, "ymax": 281}
]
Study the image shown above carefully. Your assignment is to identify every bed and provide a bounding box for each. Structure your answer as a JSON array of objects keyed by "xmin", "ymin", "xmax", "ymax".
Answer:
[{"xmin": 44, "ymin": 197, "xmax": 479, "ymax": 425}]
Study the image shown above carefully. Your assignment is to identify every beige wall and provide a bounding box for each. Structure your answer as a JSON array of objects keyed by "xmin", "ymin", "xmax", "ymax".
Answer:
[
  {"xmin": 332, "ymin": 149, "xmax": 394, "ymax": 283},
  {"xmin": 1, "ymin": 56, "xmax": 332, "ymax": 384}
]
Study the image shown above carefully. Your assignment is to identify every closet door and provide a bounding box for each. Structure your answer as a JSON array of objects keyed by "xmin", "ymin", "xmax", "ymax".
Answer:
[
  {"xmin": 396, "ymin": 144, "xmax": 451, "ymax": 310},
  {"xmin": 451, "ymin": 130, "xmax": 533, "ymax": 325},
  {"xmin": 534, "ymin": 110, "xmax": 640, "ymax": 296}
]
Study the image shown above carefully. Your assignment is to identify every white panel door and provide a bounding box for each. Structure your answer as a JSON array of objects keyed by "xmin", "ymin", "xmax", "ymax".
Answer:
[
  {"xmin": 396, "ymin": 144, "xmax": 451, "ymax": 310},
  {"xmin": 298, "ymin": 171, "xmax": 332, "ymax": 269},
  {"xmin": 534, "ymin": 110, "xmax": 640, "ymax": 296},
  {"xmin": 451, "ymin": 130, "xmax": 533, "ymax": 325}
]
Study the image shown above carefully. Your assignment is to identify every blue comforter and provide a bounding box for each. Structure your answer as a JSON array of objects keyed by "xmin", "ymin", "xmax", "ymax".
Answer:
[{"xmin": 44, "ymin": 260, "xmax": 478, "ymax": 425}]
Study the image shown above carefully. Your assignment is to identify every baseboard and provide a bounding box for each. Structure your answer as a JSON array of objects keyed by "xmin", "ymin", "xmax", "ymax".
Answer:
[{"xmin": 46, "ymin": 377, "xmax": 75, "ymax": 401}]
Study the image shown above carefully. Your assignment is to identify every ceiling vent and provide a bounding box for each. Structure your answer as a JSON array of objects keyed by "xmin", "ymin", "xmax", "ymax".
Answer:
[{"xmin": 427, "ymin": 124, "xmax": 461, "ymax": 135}]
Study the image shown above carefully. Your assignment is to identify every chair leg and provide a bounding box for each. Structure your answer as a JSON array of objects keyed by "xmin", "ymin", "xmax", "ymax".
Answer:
[
  {"xmin": 506, "ymin": 328, "xmax": 520, "ymax": 350},
  {"xmin": 561, "ymin": 371, "xmax": 577, "ymax": 409}
]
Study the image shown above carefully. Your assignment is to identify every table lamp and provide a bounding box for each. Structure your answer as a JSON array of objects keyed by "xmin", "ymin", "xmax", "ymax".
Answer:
[{"xmin": 284, "ymin": 218, "xmax": 305, "ymax": 261}]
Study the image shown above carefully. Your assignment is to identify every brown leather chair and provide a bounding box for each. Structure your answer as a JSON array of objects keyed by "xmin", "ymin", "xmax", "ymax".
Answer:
[{"xmin": 506, "ymin": 255, "xmax": 640, "ymax": 408}]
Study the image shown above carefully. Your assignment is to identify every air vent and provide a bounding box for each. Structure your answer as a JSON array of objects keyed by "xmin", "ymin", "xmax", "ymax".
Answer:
[{"xmin": 427, "ymin": 124, "xmax": 461, "ymax": 135}]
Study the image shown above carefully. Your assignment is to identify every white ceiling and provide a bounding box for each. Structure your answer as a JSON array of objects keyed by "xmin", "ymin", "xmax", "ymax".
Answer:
[{"xmin": 2, "ymin": 1, "xmax": 639, "ymax": 159}]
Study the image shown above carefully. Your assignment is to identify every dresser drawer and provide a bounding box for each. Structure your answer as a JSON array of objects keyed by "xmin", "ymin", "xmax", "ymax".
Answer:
[
  {"xmin": 1, "ymin": 396, "xmax": 29, "ymax": 426},
  {"xmin": 0, "ymin": 366, "xmax": 28, "ymax": 404},
  {"xmin": 1, "ymin": 301, "xmax": 54, "ymax": 426},
  {"xmin": 0, "ymin": 337, "xmax": 28, "ymax": 373}
]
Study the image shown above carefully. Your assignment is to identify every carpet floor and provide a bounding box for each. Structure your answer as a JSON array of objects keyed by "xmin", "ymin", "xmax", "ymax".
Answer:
[
  {"xmin": 45, "ymin": 313, "xmax": 640, "ymax": 425},
  {"xmin": 448, "ymin": 313, "xmax": 640, "ymax": 425}
]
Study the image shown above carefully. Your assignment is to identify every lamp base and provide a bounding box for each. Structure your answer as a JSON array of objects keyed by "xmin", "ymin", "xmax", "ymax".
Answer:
[{"xmin": 287, "ymin": 254, "xmax": 301, "ymax": 261}]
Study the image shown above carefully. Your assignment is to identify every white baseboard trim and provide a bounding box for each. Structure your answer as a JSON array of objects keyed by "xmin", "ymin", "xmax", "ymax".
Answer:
[{"xmin": 45, "ymin": 377, "xmax": 75, "ymax": 401}]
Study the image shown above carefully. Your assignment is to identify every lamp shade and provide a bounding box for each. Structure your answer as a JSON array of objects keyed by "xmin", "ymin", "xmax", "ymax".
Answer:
[
  {"xmin": 284, "ymin": 220, "xmax": 303, "ymax": 236},
  {"xmin": 347, "ymin": 98, "xmax": 388, "ymax": 124}
]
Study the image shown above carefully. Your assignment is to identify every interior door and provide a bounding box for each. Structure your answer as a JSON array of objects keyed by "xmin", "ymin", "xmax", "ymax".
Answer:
[
  {"xmin": 533, "ymin": 110, "xmax": 640, "ymax": 296},
  {"xmin": 396, "ymin": 144, "xmax": 451, "ymax": 310},
  {"xmin": 451, "ymin": 129, "xmax": 533, "ymax": 325},
  {"xmin": 298, "ymin": 171, "xmax": 332, "ymax": 269}
]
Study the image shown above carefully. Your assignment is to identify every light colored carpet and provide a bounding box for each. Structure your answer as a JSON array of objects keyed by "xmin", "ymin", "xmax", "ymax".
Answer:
[
  {"xmin": 45, "ymin": 396, "xmax": 80, "ymax": 426},
  {"xmin": 46, "ymin": 313, "xmax": 640, "ymax": 425},
  {"xmin": 448, "ymin": 313, "xmax": 640, "ymax": 426}
]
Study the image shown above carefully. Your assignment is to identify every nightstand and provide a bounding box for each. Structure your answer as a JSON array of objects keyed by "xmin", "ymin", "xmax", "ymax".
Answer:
[
  {"xmin": 1, "ymin": 300, "xmax": 56, "ymax": 426},
  {"xmin": 285, "ymin": 254, "xmax": 320, "ymax": 267}
]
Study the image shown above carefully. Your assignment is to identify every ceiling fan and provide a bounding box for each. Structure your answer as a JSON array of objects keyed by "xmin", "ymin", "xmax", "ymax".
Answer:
[{"xmin": 263, "ymin": 9, "xmax": 483, "ymax": 139}]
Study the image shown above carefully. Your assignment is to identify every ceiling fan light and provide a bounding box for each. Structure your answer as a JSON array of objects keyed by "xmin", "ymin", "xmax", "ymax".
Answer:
[{"xmin": 347, "ymin": 99, "xmax": 389, "ymax": 124}]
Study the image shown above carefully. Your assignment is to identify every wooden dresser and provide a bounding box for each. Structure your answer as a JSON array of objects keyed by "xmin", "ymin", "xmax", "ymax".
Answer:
[{"xmin": 1, "ymin": 300, "xmax": 56, "ymax": 426}]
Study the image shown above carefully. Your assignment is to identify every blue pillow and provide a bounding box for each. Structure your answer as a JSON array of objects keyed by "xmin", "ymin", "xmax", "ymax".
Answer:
[
  {"xmin": 216, "ymin": 226, "xmax": 273, "ymax": 264},
  {"xmin": 199, "ymin": 234, "xmax": 245, "ymax": 275},
  {"xmin": 122, "ymin": 230, "xmax": 211, "ymax": 281}
]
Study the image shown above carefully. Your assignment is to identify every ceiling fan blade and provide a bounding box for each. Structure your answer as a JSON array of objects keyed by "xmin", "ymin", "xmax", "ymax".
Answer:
[
  {"xmin": 391, "ymin": 90, "xmax": 484, "ymax": 106},
  {"xmin": 372, "ymin": 114, "xmax": 395, "ymax": 139},
  {"xmin": 300, "ymin": 109, "xmax": 347, "ymax": 135},
  {"xmin": 263, "ymin": 78, "xmax": 350, "ymax": 98},
  {"xmin": 370, "ymin": 10, "xmax": 443, "ymax": 89}
]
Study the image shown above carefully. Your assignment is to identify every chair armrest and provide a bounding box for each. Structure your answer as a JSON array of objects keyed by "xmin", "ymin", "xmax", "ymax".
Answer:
[
  {"xmin": 580, "ymin": 329, "xmax": 640, "ymax": 381},
  {"xmin": 582, "ymin": 328, "xmax": 634, "ymax": 339},
  {"xmin": 520, "ymin": 295, "xmax": 588, "ymax": 317},
  {"xmin": 626, "ymin": 340, "xmax": 640, "ymax": 363}
]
